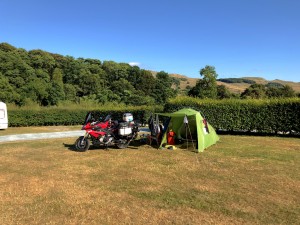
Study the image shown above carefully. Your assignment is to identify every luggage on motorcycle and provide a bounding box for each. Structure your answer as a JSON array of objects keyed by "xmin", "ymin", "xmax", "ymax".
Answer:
[
  {"xmin": 118, "ymin": 122, "xmax": 132, "ymax": 136},
  {"xmin": 123, "ymin": 113, "xmax": 133, "ymax": 122}
]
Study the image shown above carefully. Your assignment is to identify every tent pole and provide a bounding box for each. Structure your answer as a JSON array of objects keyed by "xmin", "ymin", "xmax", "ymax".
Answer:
[
  {"xmin": 185, "ymin": 123, "xmax": 188, "ymax": 149},
  {"xmin": 187, "ymin": 123, "xmax": 195, "ymax": 150}
]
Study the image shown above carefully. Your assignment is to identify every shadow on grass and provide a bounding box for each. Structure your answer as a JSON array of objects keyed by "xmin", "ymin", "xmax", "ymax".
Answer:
[
  {"xmin": 217, "ymin": 130, "xmax": 300, "ymax": 138},
  {"xmin": 62, "ymin": 143, "xmax": 104, "ymax": 152},
  {"xmin": 63, "ymin": 139, "xmax": 148, "ymax": 152}
]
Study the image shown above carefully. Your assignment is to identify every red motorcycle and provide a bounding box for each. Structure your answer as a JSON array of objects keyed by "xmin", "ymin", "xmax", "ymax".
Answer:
[{"xmin": 75, "ymin": 112, "xmax": 140, "ymax": 152}]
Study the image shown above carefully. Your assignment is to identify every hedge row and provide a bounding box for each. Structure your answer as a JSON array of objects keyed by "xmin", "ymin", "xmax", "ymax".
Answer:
[
  {"xmin": 7, "ymin": 98, "xmax": 300, "ymax": 135},
  {"xmin": 164, "ymin": 97, "xmax": 300, "ymax": 135},
  {"xmin": 8, "ymin": 106, "xmax": 163, "ymax": 127}
]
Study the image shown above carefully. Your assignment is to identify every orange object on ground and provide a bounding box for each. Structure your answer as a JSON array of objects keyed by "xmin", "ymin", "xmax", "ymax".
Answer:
[{"xmin": 167, "ymin": 130, "xmax": 176, "ymax": 145}]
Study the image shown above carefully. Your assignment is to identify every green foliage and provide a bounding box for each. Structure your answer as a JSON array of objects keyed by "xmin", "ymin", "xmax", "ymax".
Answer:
[
  {"xmin": 188, "ymin": 65, "xmax": 218, "ymax": 99},
  {"xmin": 0, "ymin": 72, "xmax": 20, "ymax": 103},
  {"xmin": 280, "ymin": 85, "xmax": 296, "ymax": 97},
  {"xmin": 110, "ymin": 78, "xmax": 135, "ymax": 103},
  {"xmin": 64, "ymin": 84, "xmax": 78, "ymax": 102},
  {"xmin": 165, "ymin": 96, "xmax": 300, "ymax": 135},
  {"xmin": 7, "ymin": 104, "xmax": 163, "ymax": 127},
  {"xmin": 135, "ymin": 70, "xmax": 156, "ymax": 95},
  {"xmin": 242, "ymin": 83, "xmax": 296, "ymax": 99},
  {"xmin": 0, "ymin": 42, "xmax": 178, "ymax": 106},
  {"xmin": 21, "ymin": 78, "xmax": 50, "ymax": 105},
  {"xmin": 217, "ymin": 78, "xmax": 256, "ymax": 84},
  {"xmin": 217, "ymin": 85, "xmax": 232, "ymax": 99},
  {"xmin": 241, "ymin": 84, "xmax": 266, "ymax": 99},
  {"xmin": 0, "ymin": 42, "xmax": 17, "ymax": 52},
  {"xmin": 28, "ymin": 49, "xmax": 56, "ymax": 73},
  {"xmin": 265, "ymin": 82, "xmax": 284, "ymax": 89},
  {"xmin": 171, "ymin": 77, "xmax": 181, "ymax": 87},
  {"xmin": 152, "ymin": 71, "xmax": 178, "ymax": 104},
  {"xmin": 126, "ymin": 92, "xmax": 156, "ymax": 106},
  {"xmin": 102, "ymin": 61, "xmax": 131, "ymax": 81},
  {"xmin": 8, "ymin": 108, "xmax": 85, "ymax": 126}
]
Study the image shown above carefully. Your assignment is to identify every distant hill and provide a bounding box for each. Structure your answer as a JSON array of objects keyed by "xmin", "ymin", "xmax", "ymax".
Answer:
[{"xmin": 169, "ymin": 74, "xmax": 300, "ymax": 94}]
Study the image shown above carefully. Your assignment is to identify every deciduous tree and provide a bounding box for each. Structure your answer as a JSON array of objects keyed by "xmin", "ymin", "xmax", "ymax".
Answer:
[
  {"xmin": 241, "ymin": 84, "xmax": 266, "ymax": 99},
  {"xmin": 188, "ymin": 65, "xmax": 218, "ymax": 99}
]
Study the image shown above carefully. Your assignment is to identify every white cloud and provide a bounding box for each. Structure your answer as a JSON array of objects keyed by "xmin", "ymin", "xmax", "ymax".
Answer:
[{"xmin": 129, "ymin": 62, "xmax": 141, "ymax": 67}]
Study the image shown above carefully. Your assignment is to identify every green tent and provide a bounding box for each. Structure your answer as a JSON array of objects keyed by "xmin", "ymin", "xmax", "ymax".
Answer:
[{"xmin": 157, "ymin": 108, "xmax": 219, "ymax": 152}]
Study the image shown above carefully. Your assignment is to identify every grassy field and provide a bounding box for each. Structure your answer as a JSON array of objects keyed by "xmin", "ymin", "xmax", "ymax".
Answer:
[{"xmin": 0, "ymin": 135, "xmax": 299, "ymax": 224}]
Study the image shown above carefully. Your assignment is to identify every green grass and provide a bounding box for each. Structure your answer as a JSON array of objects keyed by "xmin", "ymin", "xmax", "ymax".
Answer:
[{"xmin": 0, "ymin": 135, "xmax": 299, "ymax": 224}]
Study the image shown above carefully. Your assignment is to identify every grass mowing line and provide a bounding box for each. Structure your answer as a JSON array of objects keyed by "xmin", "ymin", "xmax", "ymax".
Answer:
[{"xmin": 0, "ymin": 135, "xmax": 299, "ymax": 224}]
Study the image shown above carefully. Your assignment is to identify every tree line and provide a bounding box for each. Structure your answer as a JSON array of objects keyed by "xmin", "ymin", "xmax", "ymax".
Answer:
[
  {"xmin": 0, "ymin": 43, "xmax": 178, "ymax": 106},
  {"xmin": 188, "ymin": 65, "xmax": 298, "ymax": 99},
  {"xmin": 0, "ymin": 42, "xmax": 298, "ymax": 107}
]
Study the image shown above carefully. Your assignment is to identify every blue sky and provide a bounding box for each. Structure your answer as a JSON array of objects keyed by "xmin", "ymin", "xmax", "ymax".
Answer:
[{"xmin": 1, "ymin": 0, "xmax": 299, "ymax": 82}]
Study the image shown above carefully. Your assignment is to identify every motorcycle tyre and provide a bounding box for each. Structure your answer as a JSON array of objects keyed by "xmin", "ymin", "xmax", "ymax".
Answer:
[
  {"xmin": 116, "ymin": 140, "xmax": 129, "ymax": 149},
  {"xmin": 75, "ymin": 136, "xmax": 90, "ymax": 152}
]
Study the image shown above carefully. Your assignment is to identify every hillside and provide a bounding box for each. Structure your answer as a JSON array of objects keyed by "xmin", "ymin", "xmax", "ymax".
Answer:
[
  {"xmin": 1, "ymin": 42, "xmax": 299, "ymax": 105},
  {"xmin": 0, "ymin": 42, "xmax": 176, "ymax": 106},
  {"xmin": 169, "ymin": 74, "xmax": 300, "ymax": 94}
]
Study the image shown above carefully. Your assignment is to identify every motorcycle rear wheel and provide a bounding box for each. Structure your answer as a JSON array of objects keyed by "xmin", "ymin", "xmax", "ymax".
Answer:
[{"xmin": 75, "ymin": 136, "xmax": 90, "ymax": 152}]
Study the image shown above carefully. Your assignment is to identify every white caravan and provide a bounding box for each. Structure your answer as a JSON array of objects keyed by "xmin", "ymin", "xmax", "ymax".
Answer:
[{"xmin": 0, "ymin": 102, "xmax": 8, "ymax": 129}]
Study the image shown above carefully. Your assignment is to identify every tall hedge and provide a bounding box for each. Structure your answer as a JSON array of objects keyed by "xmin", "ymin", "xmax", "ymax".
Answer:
[
  {"xmin": 164, "ymin": 97, "xmax": 300, "ymax": 135},
  {"xmin": 7, "ymin": 98, "xmax": 300, "ymax": 136},
  {"xmin": 7, "ymin": 106, "xmax": 162, "ymax": 127}
]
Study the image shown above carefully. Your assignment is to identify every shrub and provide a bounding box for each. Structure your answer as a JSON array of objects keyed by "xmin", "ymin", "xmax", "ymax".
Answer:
[
  {"xmin": 217, "ymin": 78, "xmax": 256, "ymax": 84},
  {"xmin": 164, "ymin": 96, "xmax": 300, "ymax": 135},
  {"xmin": 7, "ymin": 105, "xmax": 163, "ymax": 127}
]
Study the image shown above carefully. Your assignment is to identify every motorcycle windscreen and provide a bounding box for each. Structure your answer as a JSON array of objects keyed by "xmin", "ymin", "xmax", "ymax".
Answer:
[
  {"xmin": 104, "ymin": 115, "xmax": 112, "ymax": 122},
  {"xmin": 83, "ymin": 112, "xmax": 92, "ymax": 125}
]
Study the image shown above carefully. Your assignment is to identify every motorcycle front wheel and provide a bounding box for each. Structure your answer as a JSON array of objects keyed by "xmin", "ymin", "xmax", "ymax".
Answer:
[{"xmin": 75, "ymin": 136, "xmax": 90, "ymax": 152}]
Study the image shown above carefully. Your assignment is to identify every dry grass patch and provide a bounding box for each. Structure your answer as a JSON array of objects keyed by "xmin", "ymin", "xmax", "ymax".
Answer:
[{"xmin": 0, "ymin": 135, "xmax": 299, "ymax": 224}]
